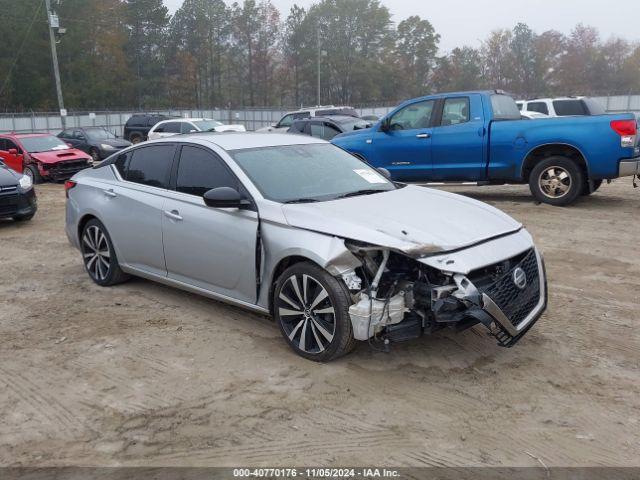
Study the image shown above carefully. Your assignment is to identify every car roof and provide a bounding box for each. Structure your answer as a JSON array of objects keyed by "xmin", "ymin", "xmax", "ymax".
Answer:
[
  {"xmin": 149, "ymin": 132, "xmax": 326, "ymax": 151},
  {"xmin": 284, "ymin": 105, "xmax": 353, "ymax": 115},
  {"xmin": 158, "ymin": 118, "xmax": 213, "ymax": 122},
  {"xmin": 7, "ymin": 133, "xmax": 53, "ymax": 138}
]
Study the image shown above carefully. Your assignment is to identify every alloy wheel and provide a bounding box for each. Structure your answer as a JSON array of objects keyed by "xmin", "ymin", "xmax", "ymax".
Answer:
[
  {"xmin": 277, "ymin": 274, "xmax": 336, "ymax": 354},
  {"xmin": 538, "ymin": 166, "xmax": 572, "ymax": 199},
  {"xmin": 82, "ymin": 225, "xmax": 111, "ymax": 281}
]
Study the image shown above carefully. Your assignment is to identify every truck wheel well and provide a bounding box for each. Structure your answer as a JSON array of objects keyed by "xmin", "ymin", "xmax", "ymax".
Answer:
[
  {"xmin": 268, "ymin": 255, "xmax": 318, "ymax": 316},
  {"xmin": 522, "ymin": 145, "xmax": 588, "ymax": 181}
]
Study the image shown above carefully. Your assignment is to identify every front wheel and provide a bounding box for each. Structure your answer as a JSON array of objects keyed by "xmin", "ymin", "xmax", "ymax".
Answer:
[
  {"xmin": 529, "ymin": 156, "xmax": 584, "ymax": 206},
  {"xmin": 23, "ymin": 165, "xmax": 43, "ymax": 184},
  {"xmin": 81, "ymin": 219, "xmax": 130, "ymax": 286},
  {"xmin": 274, "ymin": 262, "xmax": 356, "ymax": 362}
]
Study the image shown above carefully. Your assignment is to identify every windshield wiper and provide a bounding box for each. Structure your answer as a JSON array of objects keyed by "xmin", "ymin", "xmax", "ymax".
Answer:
[
  {"xmin": 283, "ymin": 198, "xmax": 320, "ymax": 204},
  {"xmin": 334, "ymin": 189, "xmax": 386, "ymax": 200}
]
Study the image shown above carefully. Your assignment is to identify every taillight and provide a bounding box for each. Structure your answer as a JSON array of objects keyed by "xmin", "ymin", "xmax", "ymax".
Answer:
[
  {"xmin": 611, "ymin": 120, "xmax": 637, "ymax": 148},
  {"xmin": 64, "ymin": 180, "xmax": 76, "ymax": 198}
]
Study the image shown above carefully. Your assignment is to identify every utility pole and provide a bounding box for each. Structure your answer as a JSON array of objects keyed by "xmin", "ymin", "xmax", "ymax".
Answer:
[
  {"xmin": 45, "ymin": 0, "xmax": 66, "ymax": 128},
  {"xmin": 317, "ymin": 26, "xmax": 321, "ymax": 106}
]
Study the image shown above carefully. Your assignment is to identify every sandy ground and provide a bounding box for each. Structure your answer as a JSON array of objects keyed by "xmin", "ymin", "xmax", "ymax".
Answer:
[{"xmin": 0, "ymin": 181, "xmax": 639, "ymax": 468}]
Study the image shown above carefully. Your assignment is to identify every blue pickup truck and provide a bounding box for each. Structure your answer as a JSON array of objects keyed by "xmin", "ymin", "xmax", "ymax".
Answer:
[{"xmin": 332, "ymin": 91, "xmax": 640, "ymax": 206}]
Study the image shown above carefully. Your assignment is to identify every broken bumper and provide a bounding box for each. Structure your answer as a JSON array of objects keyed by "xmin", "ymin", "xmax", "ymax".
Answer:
[{"xmin": 618, "ymin": 158, "xmax": 640, "ymax": 177}]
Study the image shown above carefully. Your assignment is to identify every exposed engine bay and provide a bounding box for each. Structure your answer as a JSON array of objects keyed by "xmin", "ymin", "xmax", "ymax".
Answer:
[{"xmin": 341, "ymin": 241, "xmax": 546, "ymax": 348}]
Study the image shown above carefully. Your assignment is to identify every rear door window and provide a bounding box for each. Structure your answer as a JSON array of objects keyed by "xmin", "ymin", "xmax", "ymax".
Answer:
[
  {"xmin": 527, "ymin": 102, "xmax": 549, "ymax": 115},
  {"xmin": 176, "ymin": 145, "xmax": 238, "ymax": 197},
  {"xmin": 553, "ymin": 100, "xmax": 588, "ymax": 116},
  {"xmin": 160, "ymin": 122, "xmax": 182, "ymax": 133},
  {"xmin": 441, "ymin": 97, "xmax": 470, "ymax": 126},
  {"xmin": 125, "ymin": 145, "xmax": 175, "ymax": 188}
]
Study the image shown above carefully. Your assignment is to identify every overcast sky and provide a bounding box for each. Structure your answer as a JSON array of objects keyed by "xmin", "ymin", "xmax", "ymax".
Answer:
[{"xmin": 163, "ymin": 0, "xmax": 640, "ymax": 52}]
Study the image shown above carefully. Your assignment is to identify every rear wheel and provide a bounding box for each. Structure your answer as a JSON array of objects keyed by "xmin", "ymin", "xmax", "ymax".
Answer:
[
  {"xmin": 129, "ymin": 134, "xmax": 142, "ymax": 144},
  {"xmin": 274, "ymin": 262, "xmax": 356, "ymax": 362},
  {"xmin": 23, "ymin": 165, "xmax": 43, "ymax": 184},
  {"xmin": 81, "ymin": 219, "xmax": 130, "ymax": 286},
  {"xmin": 529, "ymin": 156, "xmax": 584, "ymax": 206}
]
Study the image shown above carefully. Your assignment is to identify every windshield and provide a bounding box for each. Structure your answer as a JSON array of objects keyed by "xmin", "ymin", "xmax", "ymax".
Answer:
[
  {"xmin": 230, "ymin": 143, "xmax": 395, "ymax": 203},
  {"xmin": 20, "ymin": 135, "xmax": 69, "ymax": 153},
  {"xmin": 85, "ymin": 128, "xmax": 117, "ymax": 141},
  {"xmin": 193, "ymin": 120, "xmax": 224, "ymax": 131},
  {"xmin": 490, "ymin": 94, "xmax": 522, "ymax": 120}
]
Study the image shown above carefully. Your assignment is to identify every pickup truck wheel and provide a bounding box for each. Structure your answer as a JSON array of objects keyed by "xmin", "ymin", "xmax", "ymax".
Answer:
[
  {"xmin": 81, "ymin": 219, "xmax": 130, "ymax": 286},
  {"xmin": 529, "ymin": 157, "xmax": 584, "ymax": 206},
  {"xmin": 23, "ymin": 165, "xmax": 43, "ymax": 184},
  {"xmin": 274, "ymin": 262, "xmax": 356, "ymax": 362},
  {"xmin": 581, "ymin": 179, "xmax": 603, "ymax": 196}
]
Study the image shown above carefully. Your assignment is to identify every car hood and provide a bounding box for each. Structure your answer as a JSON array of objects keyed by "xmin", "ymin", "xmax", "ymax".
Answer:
[
  {"xmin": 0, "ymin": 164, "xmax": 20, "ymax": 186},
  {"xmin": 281, "ymin": 185, "xmax": 522, "ymax": 257},
  {"xmin": 98, "ymin": 139, "xmax": 131, "ymax": 148},
  {"xmin": 30, "ymin": 149, "xmax": 91, "ymax": 164}
]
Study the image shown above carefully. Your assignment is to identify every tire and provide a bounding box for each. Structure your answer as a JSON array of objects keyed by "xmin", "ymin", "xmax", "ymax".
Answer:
[
  {"xmin": 23, "ymin": 164, "xmax": 43, "ymax": 184},
  {"xmin": 273, "ymin": 262, "xmax": 356, "ymax": 362},
  {"xmin": 581, "ymin": 179, "xmax": 603, "ymax": 196},
  {"xmin": 529, "ymin": 156, "xmax": 584, "ymax": 206},
  {"xmin": 129, "ymin": 134, "xmax": 143, "ymax": 144},
  {"xmin": 89, "ymin": 148, "xmax": 101, "ymax": 163},
  {"xmin": 13, "ymin": 213, "xmax": 35, "ymax": 222},
  {"xmin": 81, "ymin": 218, "xmax": 130, "ymax": 286}
]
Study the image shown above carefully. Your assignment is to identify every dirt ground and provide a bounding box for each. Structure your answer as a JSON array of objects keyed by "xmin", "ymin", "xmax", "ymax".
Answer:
[{"xmin": 0, "ymin": 181, "xmax": 639, "ymax": 468}]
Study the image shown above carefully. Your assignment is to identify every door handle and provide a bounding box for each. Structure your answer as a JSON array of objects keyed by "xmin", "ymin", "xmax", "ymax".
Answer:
[
  {"xmin": 416, "ymin": 133, "xmax": 431, "ymax": 139},
  {"xmin": 164, "ymin": 209, "xmax": 183, "ymax": 221},
  {"xmin": 103, "ymin": 189, "xmax": 117, "ymax": 198}
]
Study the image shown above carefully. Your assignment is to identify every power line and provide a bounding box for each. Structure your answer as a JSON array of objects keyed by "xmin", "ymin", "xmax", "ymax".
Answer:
[{"xmin": 0, "ymin": 0, "xmax": 44, "ymax": 99}]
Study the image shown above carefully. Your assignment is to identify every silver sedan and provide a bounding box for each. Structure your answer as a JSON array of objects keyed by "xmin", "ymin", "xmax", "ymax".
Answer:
[{"xmin": 65, "ymin": 133, "xmax": 547, "ymax": 362}]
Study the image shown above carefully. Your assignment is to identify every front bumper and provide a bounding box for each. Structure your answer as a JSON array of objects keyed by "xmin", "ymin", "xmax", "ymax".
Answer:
[
  {"xmin": 41, "ymin": 159, "xmax": 91, "ymax": 181},
  {"xmin": 0, "ymin": 187, "xmax": 37, "ymax": 219},
  {"xmin": 619, "ymin": 158, "xmax": 640, "ymax": 177}
]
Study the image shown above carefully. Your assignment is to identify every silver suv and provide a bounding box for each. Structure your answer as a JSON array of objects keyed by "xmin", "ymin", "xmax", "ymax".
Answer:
[{"xmin": 65, "ymin": 133, "xmax": 547, "ymax": 361}]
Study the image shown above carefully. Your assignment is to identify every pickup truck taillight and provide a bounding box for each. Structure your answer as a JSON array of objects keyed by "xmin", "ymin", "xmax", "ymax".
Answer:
[
  {"xmin": 610, "ymin": 120, "xmax": 637, "ymax": 148},
  {"xmin": 64, "ymin": 180, "xmax": 76, "ymax": 198}
]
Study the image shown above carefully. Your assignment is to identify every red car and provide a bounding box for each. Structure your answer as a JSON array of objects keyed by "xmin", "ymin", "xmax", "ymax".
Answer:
[{"xmin": 0, "ymin": 133, "xmax": 92, "ymax": 183}]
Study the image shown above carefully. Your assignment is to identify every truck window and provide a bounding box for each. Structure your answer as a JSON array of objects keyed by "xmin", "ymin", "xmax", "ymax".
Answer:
[
  {"xmin": 389, "ymin": 100, "xmax": 435, "ymax": 130},
  {"xmin": 441, "ymin": 98, "xmax": 470, "ymax": 126},
  {"xmin": 527, "ymin": 102, "xmax": 549, "ymax": 115},
  {"xmin": 552, "ymin": 100, "xmax": 587, "ymax": 116},
  {"xmin": 490, "ymin": 95, "xmax": 521, "ymax": 120}
]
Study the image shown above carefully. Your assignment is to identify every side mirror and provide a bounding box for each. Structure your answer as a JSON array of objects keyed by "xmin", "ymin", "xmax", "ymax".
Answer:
[
  {"xmin": 8, "ymin": 148, "xmax": 18, "ymax": 155},
  {"xmin": 377, "ymin": 167, "xmax": 392, "ymax": 180},
  {"xmin": 379, "ymin": 118, "xmax": 390, "ymax": 132},
  {"xmin": 203, "ymin": 187, "xmax": 250, "ymax": 209}
]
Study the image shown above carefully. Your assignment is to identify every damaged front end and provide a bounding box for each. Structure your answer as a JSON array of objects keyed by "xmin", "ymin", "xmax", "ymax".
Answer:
[{"xmin": 340, "ymin": 241, "xmax": 547, "ymax": 348}]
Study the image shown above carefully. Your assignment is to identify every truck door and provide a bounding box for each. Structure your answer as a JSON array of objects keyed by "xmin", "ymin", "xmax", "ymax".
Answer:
[
  {"xmin": 370, "ymin": 99, "xmax": 435, "ymax": 182},
  {"xmin": 430, "ymin": 95, "xmax": 486, "ymax": 181}
]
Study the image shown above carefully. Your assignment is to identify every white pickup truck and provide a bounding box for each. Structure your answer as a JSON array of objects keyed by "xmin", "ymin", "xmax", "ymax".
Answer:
[{"xmin": 516, "ymin": 96, "xmax": 606, "ymax": 117}]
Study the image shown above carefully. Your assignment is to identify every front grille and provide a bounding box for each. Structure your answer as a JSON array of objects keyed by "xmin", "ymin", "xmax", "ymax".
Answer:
[
  {"xmin": 0, "ymin": 193, "xmax": 19, "ymax": 215},
  {"xmin": 46, "ymin": 160, "xmax": 90, "ymax": 179},
  {"xmin": 483, "ymin": 249, "xmax": 540, "ymax": 328}
]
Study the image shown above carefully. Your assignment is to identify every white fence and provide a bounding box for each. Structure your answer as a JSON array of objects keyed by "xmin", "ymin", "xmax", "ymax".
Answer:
[
  {"xmin": 1, "ymin": 95, "xmax": 638, "ymax": 136},
  {"xmin": 0, "ymin": 106, "xmax": 394, "ymax": 136}
]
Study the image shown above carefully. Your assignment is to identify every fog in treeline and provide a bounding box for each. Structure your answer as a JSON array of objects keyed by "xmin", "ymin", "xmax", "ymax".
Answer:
[{"xmin": 2, "ymin": 0, "xmax": 640, "ymax": 111}]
